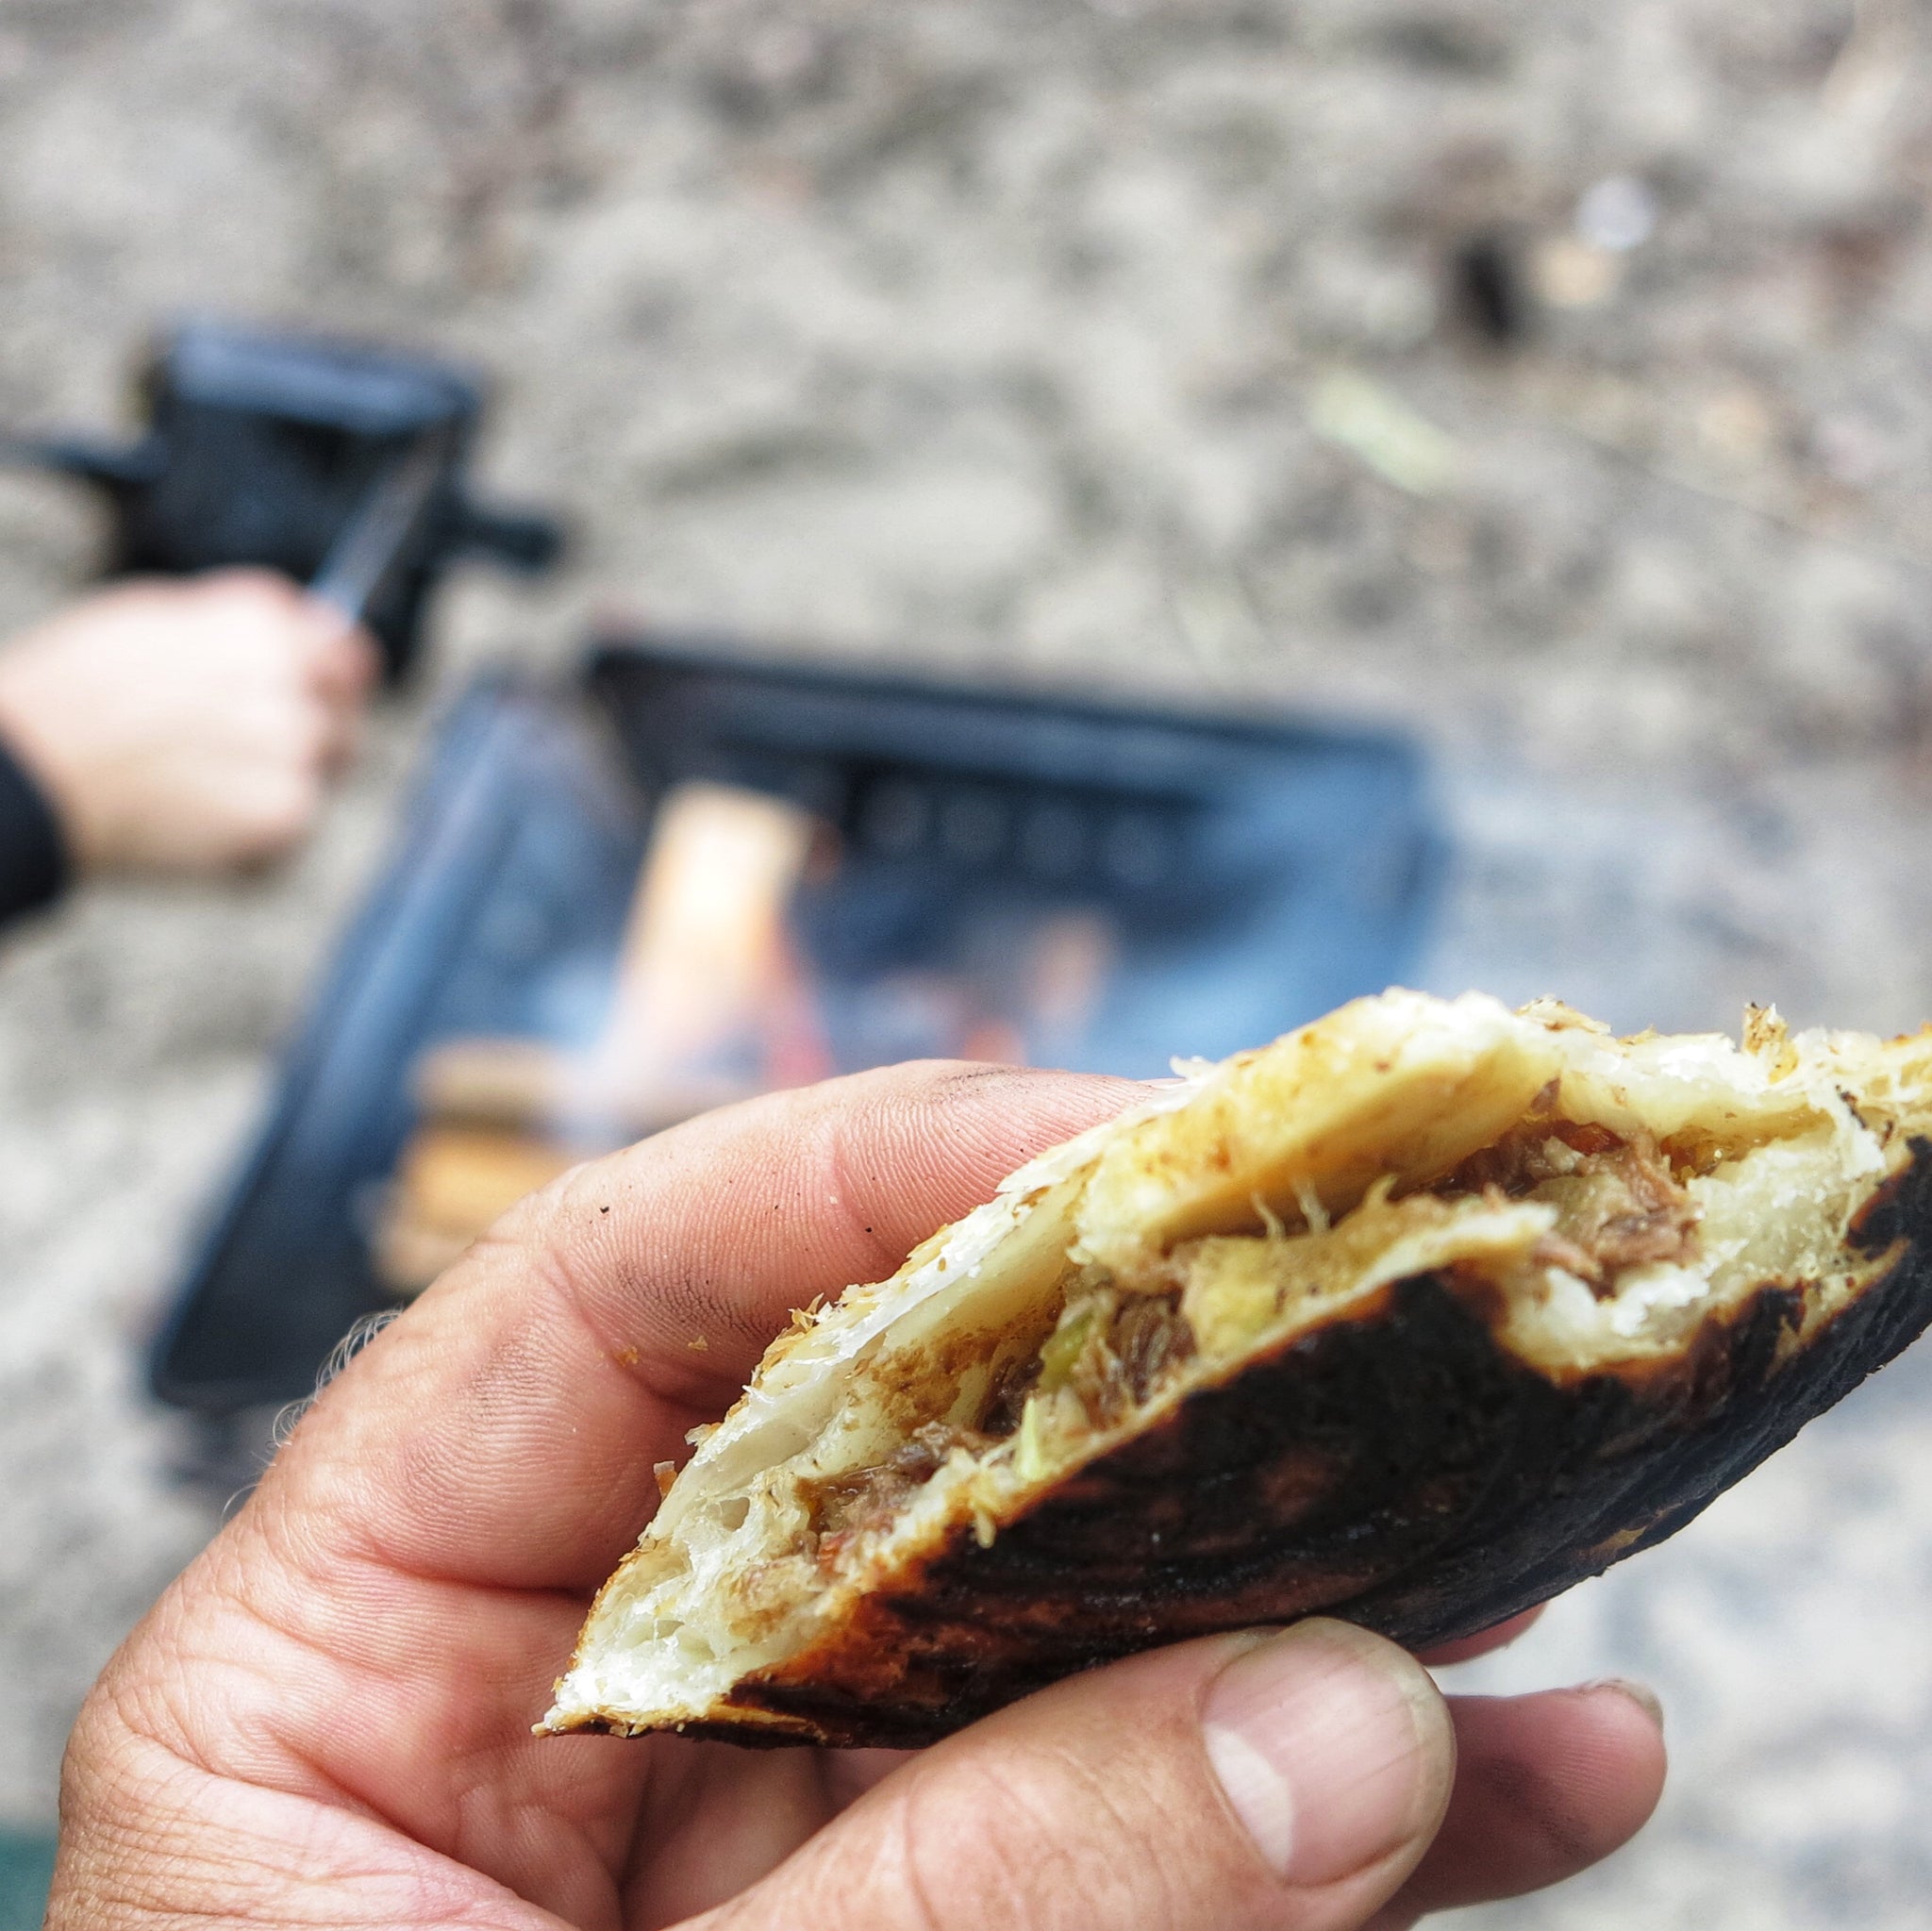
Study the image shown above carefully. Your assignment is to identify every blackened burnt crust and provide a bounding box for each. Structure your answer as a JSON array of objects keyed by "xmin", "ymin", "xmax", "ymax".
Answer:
[{"xmin": 687, "ymin": 1142, "xmax": 1932, "ymax": 1747}]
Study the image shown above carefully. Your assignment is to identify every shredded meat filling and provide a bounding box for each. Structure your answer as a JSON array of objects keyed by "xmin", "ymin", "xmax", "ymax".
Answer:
[
  {"xmin": 803, "ymin": 1118, "xmax": 1697, "ymax": 1561},
  {"xmin": 807, "ymin": 1291, "xmax": 1197, "ymax": 1557},
  {"xmin": 1444, "ymin": 1120, "xmax": 1700, "ymax": 1290},
  {"xmin": 805, "ymin": 1421, "xmax": 991, "ymax": 1547},
  {"xmin": 1016, "ymin": 1286, "xmax": 1196, "ymax": 1432},
  {"xmin": 982, "ymin": 1289, "xmax": 1198, "ymax": 1437},
  {"xmin": 980, "ymin": 1352, "xmax": 1041, "ymax": 1438},
  {"xmin": 1084, "ymin": 1290, "xmax": 1197, "ymax": 1423}
]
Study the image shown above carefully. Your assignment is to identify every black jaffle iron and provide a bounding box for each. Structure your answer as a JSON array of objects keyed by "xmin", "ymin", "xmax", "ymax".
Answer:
[{"xmin": 0, "ymin": 318, "xmax": 563, "ymax": 678}]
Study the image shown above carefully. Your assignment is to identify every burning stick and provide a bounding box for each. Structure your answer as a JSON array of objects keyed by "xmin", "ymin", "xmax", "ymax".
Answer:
[{"xmin": 377, "ymin": 782, "xmax": 825, "ymax": 1293}]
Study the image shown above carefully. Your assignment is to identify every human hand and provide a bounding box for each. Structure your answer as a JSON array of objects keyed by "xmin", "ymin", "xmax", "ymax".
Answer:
[
  {"xmin": 50, "ymin": 1066, "xmax": 1666, "ymax": 1931},
  {"xmin": 0, "ymin": 570, "xmax": 375, "ymax": 874}
]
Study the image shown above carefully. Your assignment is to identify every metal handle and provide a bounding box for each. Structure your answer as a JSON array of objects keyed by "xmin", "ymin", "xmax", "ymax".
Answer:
[{"xmin": 308, "ymin": 432, "xmax": 450, "ymax": 625}]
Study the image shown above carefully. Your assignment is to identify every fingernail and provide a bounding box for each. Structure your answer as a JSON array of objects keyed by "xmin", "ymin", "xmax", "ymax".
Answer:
[
  {"xmin": 1584, "ymin": 1676, "xmax": 1664, "ymax": 1732},
  {"xmin": 1202, "ymin": 1620, "xmax": 1451, "ymax": 1887}
]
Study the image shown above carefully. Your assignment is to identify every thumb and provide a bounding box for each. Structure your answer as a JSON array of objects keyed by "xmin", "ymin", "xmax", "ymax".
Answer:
[{"xmin": 702, "ymin": 1621, "xmax": 1454, "ymax": 1931}]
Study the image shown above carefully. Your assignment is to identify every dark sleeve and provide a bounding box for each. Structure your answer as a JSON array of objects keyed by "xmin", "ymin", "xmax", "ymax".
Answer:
[{"xmin": 0, "ymin": 734, "xmax": 70, "ymax": 925}]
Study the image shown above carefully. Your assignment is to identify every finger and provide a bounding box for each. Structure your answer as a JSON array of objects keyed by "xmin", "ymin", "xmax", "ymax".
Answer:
[
  {"xmin": 239, "ymin": 674, "xmax": 353, "ymax": 777},
  {"xmin": 189, "ymin": 565, "xmax": 309, "ymax": 609},
  {"xmin": 538, "ymin": 1061, "xmax": 1142, "ymax": 1399},
  {"xmin": 301, "ymin": 676, "xmax": 366, "ymax": 773},
  {"xmin": 317, "ymin": 698, "xmax": 363, "ymax": 774},
  {"xmin": 1364, "ymin": 1683, "xmax": 1666, "ymax": 1927},
  {"xmin": 682, "ymin": 1621, "xmax": 1454, "ymax": 1931},
  {"xmin": 232, "ymin": 761, "xmax": 325, "ymax": 862},
  {"xmin": 263, "ymin": 1064, "xmax": 1140, "ymax": 1594},
  {"xmin": 185, "ymin": 569, "xmax": 377, "ymax": 712},
  {"xmin": 1414, "ymin": 1606, "xmax": 1543, "ymax": 1666},
  {"xmin": 301, "ymin": 612, "xmax": 380, "ymax": 711}
]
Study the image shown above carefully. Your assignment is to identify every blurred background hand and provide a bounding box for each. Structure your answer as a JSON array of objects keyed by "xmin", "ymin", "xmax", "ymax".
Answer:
[{"xmin": 0, "ymin": 570, "xmax": 375, "ymax": 875}]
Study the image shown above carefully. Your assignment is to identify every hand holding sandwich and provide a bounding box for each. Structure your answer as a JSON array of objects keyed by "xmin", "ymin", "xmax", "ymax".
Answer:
[{"xmin": 48, "ymin": 1064, "xmax": 1664, "ymax": 1931}]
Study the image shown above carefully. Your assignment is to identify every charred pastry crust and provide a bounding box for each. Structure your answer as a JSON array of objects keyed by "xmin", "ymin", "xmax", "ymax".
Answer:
[{"xmin": 543, "ymin": 990, "xmax": 1932, "ymax": 1747}]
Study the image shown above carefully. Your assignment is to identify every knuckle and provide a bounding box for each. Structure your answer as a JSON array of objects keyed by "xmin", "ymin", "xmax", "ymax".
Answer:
[
  {"xmin": 204, "ymin": 565, "xmax": 296, "ymax": 607},
  {"xmin": 332, "ymin": 626, "xmax": 381, "ymax": 680}
]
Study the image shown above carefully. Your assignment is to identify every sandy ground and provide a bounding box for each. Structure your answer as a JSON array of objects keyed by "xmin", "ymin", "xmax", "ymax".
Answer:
[{"xmin": 6, "ymin": 2, "xmax": 1932, "ymax": 1923}]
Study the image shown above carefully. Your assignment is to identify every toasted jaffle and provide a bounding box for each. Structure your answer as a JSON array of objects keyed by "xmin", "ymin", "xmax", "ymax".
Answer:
[{"xmin": 544, "ymin": 990, "xmax": 1932, "ymax": 1746}]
